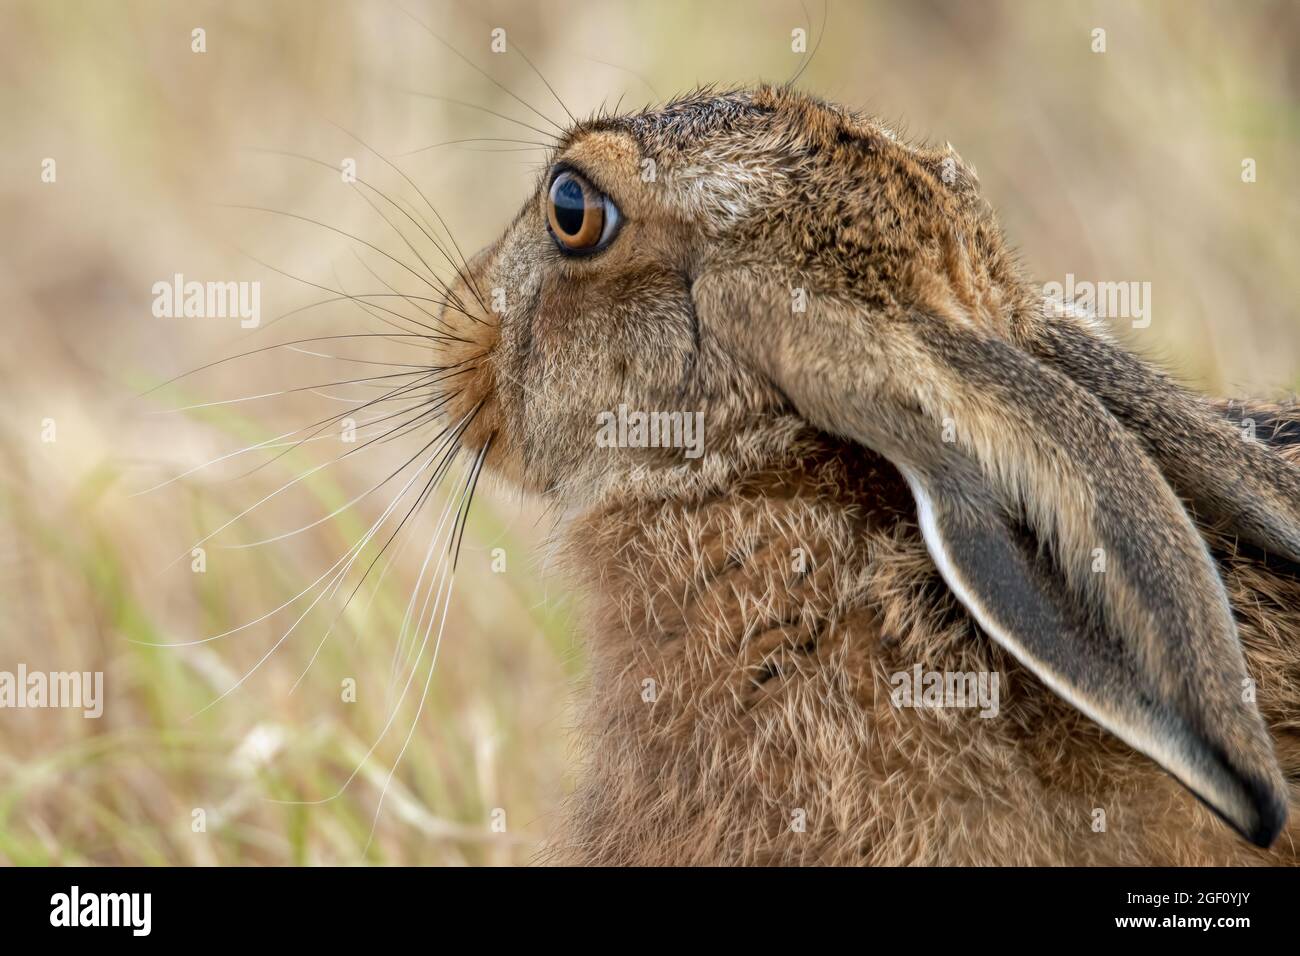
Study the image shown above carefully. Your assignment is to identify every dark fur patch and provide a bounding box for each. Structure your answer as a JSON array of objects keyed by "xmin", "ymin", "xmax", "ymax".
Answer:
[{"xmin": 1220, "ymin": 400, "xmax": 1300, "ymax": 448}]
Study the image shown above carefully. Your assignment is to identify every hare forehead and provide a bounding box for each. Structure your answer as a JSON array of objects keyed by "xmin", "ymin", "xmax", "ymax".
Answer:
[
  {"xmin": 558, "ymin": 130, "xmax": 643, "ymax": 181},
  {"xmin": 560, "ymin": 124, "xmax": 800, "ymax": 236},
  {"xmin": 556, "ymin": 90, "xmax": 948, "ymax": 232}
]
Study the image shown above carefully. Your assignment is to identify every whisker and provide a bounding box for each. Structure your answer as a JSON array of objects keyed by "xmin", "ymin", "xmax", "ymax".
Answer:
[
  {"xmin": 149, "ymin": 370, "xmax": 431, "ymax": 414},
  {"xmin": 395, "ymin": 136, "xmax": 551, "ymax": 158},
  {"xmin": 283, "ymin": 344, "xmax": 435, "ymax": 369},
  {"xmin": 580, "ymin": 55, "xmax": 661, "ymax": 102},
  {"xmin": 387, "ymin": 457, "xmax": 469, "ymax": 693},
  {"xmin": 281, "ymin": 407, "xmax": 482, "ymax": 701},
  {"xmin": 328, "ymin": 262, "xmax": 454, "ymax": 343},
  {"xmin": 789, "ymin": 0, "xmax": 828, "ymax": 86},
  {"xmin": 511, "ymin": 41, "xmax": 576, "ymax": 125},
  {"xmin": 130, "ymin": 378, "xmax": 461, "ymax": 498},
  {"xmin": 367, "ymin": 549, "xmax": 453, "ymax": 851},
  {"xmin": 248, "ymin": 147, "xmax": 478, "ymax": 317},
  {"xmin": 156, "ymin": 372, "xmax": 452, "ymax": 570},
  {"xmin": 293, "ymin": 445, "xmax": 465, "ymax": 696},
  {"xmin": 450, "ymin": 435, "xmax": 491, "ymax": 571},
  {"xmin": 218, "ymin": 204, "xmax": 453, "ymax": 310},
  {"xmin": 449, "ymin": 145, "xmax": 556, "ymax": 154},
  {"xmin": 388, "ymin": 424, "xmax": 484, "ymax": 685},
  {"xmin": 141, "ymin": 333, "xmax": 463, "ymax": 402},
  {"xmin": 266, "ymin": 407, "xmax": 485, "ymax": 806},
  {"xmin": 221, "ymin": 401, "xmax": 461, "ymax": 550},
  {"xmin": 332, "ymin": 168, "xmax": 474, "ymax": 318},
  {"xmin": 255, "ymin": 292, "xmax": 453, "ymax": 339},
  {"xmin": 339, "ymin": 252, "xmax": 438, "ymax": 334},
  {"xmin": 137, "ymin": 422, "xmax": 451, "ymax": 650},
  {"xmin": 324, "ymin": 399, "xmax": 481, "ymax": 652},
  {"xmin": 341, "ymin": 248, "xmax": 484, "ymax": 336},
  {"xmin": 393, "ymin": 2, "xmax": 568, "ymax": 133},
  {"xmin": 401, "ymin": 91, "xmax": 559, "ymax": 141},
  {"xmin": 365, "ymin": 437, "xmax": 491, "ymax": 851},
  {"xmin": 222, "ymin": 365, "xmax": 471, "ymax": 483},
  {"xmin": 184, "ymin": 441, "xmax": 460, "ymax": 720},
  {"xmin": 130, "ymin": 424, "xmax": 308, "ymax": 498},
  {"xmin": 244, "ymin": 247, "xmax": 465, "ymax": 338},
  {"xmin": 306, "ymin": 387, "xmax": 428, "ymax": 403},
  {"xmin": 324, "ymin": 120, "xmax": 492, "ymax": 313}
]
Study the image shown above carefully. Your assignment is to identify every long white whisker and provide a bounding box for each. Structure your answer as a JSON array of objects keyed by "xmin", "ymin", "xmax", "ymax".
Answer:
[
  {"xmin": 287, "ymin": 415, "xmax": 472, "ymax": 693},
  {"xmin": 365, "ymin": 442, "xmax": 489, "ymax": 850},
  {"xmin": 183, "ymin": 431, "xmax": 470, "ymax": 716},
  {"xmin": 386, "ymin": 469, "xmax": 467, "ymax": 695},
  {"xmin": 366, "ymin": 555, "xmax": 455, "ymax": 852},
  {"xmin": 135, "ymin": 411, "xmax": 470, "ymax": 647},
  {"xmin": 130, "ymin": 424, "xmax": 305, "ymax": 497},
  {"xmin": 285, "ymin": 344, "xmax": 433, "ymax": 369},
  {"xmin": 150, "ymin": 371, "xmax": 428, "ymax": 414},
  {"xmin": 157, "ymin": 375, "xmax": 448, "ymax": 572},
  {"xmin": 132, "ymin": 407, "xmax": 435, "ymax": 498},
  {"xmin": 221, "ymin": 417, "xmax": 453, "ymax": 550},
  {"xmin": 268, "ymin": 449, "xmax": 474, "ymax": 806}
]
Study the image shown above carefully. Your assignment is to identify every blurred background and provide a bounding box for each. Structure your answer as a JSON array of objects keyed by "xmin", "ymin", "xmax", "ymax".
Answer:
[{"xmin": 0, "ymin": 0, "xmax": 1296, "ymax": 865}]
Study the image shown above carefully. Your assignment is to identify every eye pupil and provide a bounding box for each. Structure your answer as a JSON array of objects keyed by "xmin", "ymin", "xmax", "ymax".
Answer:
[
  {"xmin": 552, "ymin": 177, "xmax": 586, "ymax": 236},
  {"xmin": 546, "ymin": 169, "xmax": 618, "ymax": 253}
]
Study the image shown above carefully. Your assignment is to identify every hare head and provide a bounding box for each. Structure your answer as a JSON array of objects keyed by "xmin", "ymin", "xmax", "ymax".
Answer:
[{"xmin": 440, "ymin": 85, "xmax": 1300, "ymax": 848}]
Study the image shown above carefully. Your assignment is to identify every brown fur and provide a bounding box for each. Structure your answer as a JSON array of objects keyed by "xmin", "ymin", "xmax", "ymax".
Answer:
[
  {"xmin": 548, "ymin": 416, "xmax": 1300, "ymax": 865},
  {"xmin": 436, "ymin": 86, "xmax": 1300, "ymax": 864}
]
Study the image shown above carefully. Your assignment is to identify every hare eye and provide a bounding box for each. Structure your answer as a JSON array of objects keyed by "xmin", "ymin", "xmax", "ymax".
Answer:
[{"xmin": 546, "ymin": 169, "xmax": 621, "ymax": 254}]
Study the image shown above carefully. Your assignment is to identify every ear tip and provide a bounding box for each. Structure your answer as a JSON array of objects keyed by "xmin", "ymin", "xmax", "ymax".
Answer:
[
  {"xmin": 1241, "ymin": 778, "xmax": 1289, "ymax": 849},
  {"xmin": 1205, "ymin": 765, "xmax": 1290, "ymax": 848},
  {"xmin": 1170, "ymin": 730, "xmax": 1289, "ymax": 848},
  {"xmin": 1247, "ymin": 815, "xmax": 1286, "ymax": 850}
]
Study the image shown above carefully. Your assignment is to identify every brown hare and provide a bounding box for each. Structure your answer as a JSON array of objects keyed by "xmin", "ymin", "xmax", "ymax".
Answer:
[{"xmin": 436, "ymin": 85, "xmax": 1300, "ymax": 865}]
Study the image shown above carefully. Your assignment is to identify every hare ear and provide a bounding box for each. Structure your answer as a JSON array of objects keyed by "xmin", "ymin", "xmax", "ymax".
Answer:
[
  {"xmin": 712, "ymin": 291, "xmax": 1288, "ymax": 845},
  {"xmin": 902, "ymin": 451, "xmax": 1286, "ymax": 847},
  {"xmin": 1023, "ymin": 315, "xmax": 1300, "ymax": 564}
]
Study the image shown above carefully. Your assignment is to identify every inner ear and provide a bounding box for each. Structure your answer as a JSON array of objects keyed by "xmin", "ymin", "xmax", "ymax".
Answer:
[{"xmin": 900, "ymin": 447, "xmax": 1287, "ymax": 848}]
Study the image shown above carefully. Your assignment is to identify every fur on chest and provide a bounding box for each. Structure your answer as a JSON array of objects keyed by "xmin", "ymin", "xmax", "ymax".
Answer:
[{"xmin": 554, "ymin": 435, "xmax": 1293, "ymax": 865}]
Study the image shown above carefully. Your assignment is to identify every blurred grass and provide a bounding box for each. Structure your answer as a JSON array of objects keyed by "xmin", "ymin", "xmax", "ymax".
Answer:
[
  {"xmin": 0, "ymin": 0, "xmax": 1296, "ymax": 865},
  {"xmin": 0, "ymin": 410, "xmax": 579, "ymax": 865}
]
